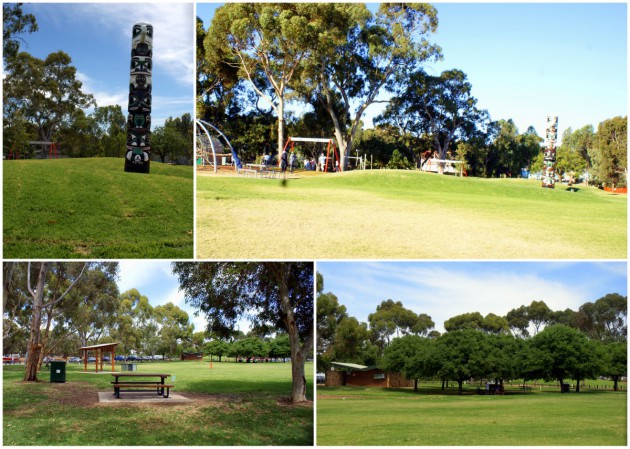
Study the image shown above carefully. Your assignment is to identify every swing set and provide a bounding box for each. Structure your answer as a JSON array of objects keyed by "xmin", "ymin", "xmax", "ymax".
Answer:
[
  {"xmin": 7, "ymin": 141, "xmax": 60, "ymax": 159},
  {"xmin": 282, "ymin": 137, "xmax": 342, "ymax": 172}
]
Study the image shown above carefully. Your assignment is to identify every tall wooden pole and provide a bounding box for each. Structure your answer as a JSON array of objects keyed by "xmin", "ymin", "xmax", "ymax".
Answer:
[
  {"xmin": 542, "ymin": 116, "xmax": 558, "ymax": 188},
  {"xmin": 124, "ymin": 22, "xmax": 153, "ymax": 173}
]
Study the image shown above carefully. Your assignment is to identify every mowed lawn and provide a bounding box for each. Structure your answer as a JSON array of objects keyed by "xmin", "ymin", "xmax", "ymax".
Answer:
[
  {"xmin": 196, "ymin": 170, "xmax": 627, "ymax": 259},
  {"xmin": 317, "ymin": 386, "xmax": 626, "ymax": 445},
  {"xmin": 3, "ymin": 158, "xmax": 193, "ymax": 258},
  {"xmin": 3, "ymin": 360, "xmax": 313, "ymax": 446}
]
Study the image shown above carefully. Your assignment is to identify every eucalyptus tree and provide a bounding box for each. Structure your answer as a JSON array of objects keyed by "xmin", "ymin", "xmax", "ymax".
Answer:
[
  {"xmin": 381, "ymin": 69, "xmax": 489, "ymax": 174},
  {"xmin": 575, "ymin": 293, "xmax": 627, "ymax": 342},
  {"xmin": 154, "ymin": 302, "xmax": 194, "ymax": 359},
  {"xmin": 3, "ymin": 51, "xmax": 95, "ymax": 144},
  {"xmin": 204, "ymin": 3, "xmax": 332, "ymax": 156},
  {"xmin": 304, "ymin": 3, "xmax": 441, "ymax": 169},
  {"xmin": 3, "ymin": 3, "xmax": 38, "ymax": 62},
  {"xmin": 172, "ymin": 262, "xmax": 314, "ymax": 403},
  {"xmin": 22, "ymin": 263, "xmax": 89, "ymax": 381},
  {"xmin": 316, "ymin": 272, "xmax": 348, "ymax": 372},
  {"xmin": 591, "ymin": 116, "xmax": 627, "ymax": 188},
  {"xmin": 46, "ymin": 264, "xmax": 119, "ymax": 358},
  {"xmin": 368, "ymin": 299, "xmax": 434, "ymax": 354}
]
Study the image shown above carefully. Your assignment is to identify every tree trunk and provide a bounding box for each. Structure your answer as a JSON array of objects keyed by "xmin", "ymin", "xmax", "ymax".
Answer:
[
  {"xmin": 277, "ymin": 100, "xmax": 285, "ymax": 161},
  {"xmin": 273, "ymin": 263, "xmax": 313, "ymax": 403},
  {"xmin": 414, "ymin": 379, "xmax": 418, "ymax": 392},
  {"xmin": 24, "ymin": 263, "xmax": 48, "ymax": 382},
  {"xmin": 613, "ymin": 375, "xmax": 619, "ymax": 391},
  {"xmin": 575, "ymin": 378, "xmax": 581, "ymax": 393},
  {"xmin": 3, "ymin": 262, "xmax": 15, "ymax": 310},
  {"xmin": 457, "ymin": 379, "xmax": 463, "ymax": 395}
]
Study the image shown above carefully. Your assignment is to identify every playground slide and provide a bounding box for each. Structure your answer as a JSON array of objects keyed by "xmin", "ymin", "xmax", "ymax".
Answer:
[{"xmin": 231, "ymin": 148, "xmax": 243, "ymax": 169}]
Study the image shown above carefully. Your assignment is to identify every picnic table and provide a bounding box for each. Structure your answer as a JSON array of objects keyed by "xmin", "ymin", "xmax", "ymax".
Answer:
[{"xmin": 111, "ymin": 372, "xmax": 173, "ymax": 399}]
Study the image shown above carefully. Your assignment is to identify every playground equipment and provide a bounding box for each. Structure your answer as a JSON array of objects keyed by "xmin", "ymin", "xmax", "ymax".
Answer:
[
  {"xmin": 7, "ymin": 141, "xmax": 60, "ymax": 159},
  {"xmin": 195, "ymin": 119, "xmax": 242, "ymax": 172},
  {"xmin": 542, "ymin": 116, "xmax": 558, "ymax": 188},
  {"xmin": 125, "ymin": 22, "xmax": 153, "ymax": 174},
  {"xmin": 283, "ymin": 137, "xmax": 341, "ymax": 172},
  {"xmin": 421, "ymin": 158, "xmax": 464, "ymax": 176}
]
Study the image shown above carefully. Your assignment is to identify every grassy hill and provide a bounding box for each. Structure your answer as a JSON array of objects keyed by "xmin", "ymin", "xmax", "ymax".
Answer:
[
  {"xmin": 197, "ymin": 170, "xmax": 626, "ymax": 259},
  {"xmin": 4, "ymin": 158, "xmax": 193, "ymax": 258}
]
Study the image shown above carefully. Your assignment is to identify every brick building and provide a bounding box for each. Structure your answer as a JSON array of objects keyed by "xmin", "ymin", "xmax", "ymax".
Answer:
[{"xmin": 325, "ymin": 362, "xmax": 413, "ymax": 388}]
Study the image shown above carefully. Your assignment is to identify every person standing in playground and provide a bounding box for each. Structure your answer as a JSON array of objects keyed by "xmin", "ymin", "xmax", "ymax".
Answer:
[
  {"xmin": 289, "ymin": 151, "xmax": 296, "ymax": 173},
  {"xmin": 319, "ymin": 153, "xmax": 326, "ymax": 172},
  {"xmin": 280, "ymin": 149, "xmax": 288, "ymax": 173}
]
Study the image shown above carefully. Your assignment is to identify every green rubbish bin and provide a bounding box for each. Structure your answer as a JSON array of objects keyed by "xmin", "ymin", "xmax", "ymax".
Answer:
[
  {"xmin": 50, "ymin": 361, "xmax": 66, "ymax": 383},
  {"xmin": 561, "ymin": 383, "xmax": 570, "ymax": 393}
]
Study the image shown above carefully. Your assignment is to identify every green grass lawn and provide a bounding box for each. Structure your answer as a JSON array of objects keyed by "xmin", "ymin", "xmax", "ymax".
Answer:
[
  {"xmin": 3, "ymin": 360, "xmax": 313, "ymax": 446},
  {"xmin": 196, "ymin": 170, "xmax": 627, "ymax": 259},
  {"xmin": 3, "ymin": 158, "xmax": 193, "ymax": 258},
  {"xmin": 317, "ymin": 385, "xmax": 626, "ymax": 445}
]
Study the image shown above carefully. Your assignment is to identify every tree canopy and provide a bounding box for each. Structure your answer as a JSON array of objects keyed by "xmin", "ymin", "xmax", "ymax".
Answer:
[{"xmin": 172, "ymin": 262, "xmax": 314, "ymax": 403}]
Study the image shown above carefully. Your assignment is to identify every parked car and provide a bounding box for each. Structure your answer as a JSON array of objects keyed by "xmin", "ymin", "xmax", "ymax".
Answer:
[
  {"xmin": 114, "ymin": 355, "xmax": 125, "ymax": 361},
  {"xmin": 88, "ymin": 357, "xmax": 96, "ymax": 362},
  {"xmin": 67, "ymin": 357, "xmax": 81, "ymax": 363},
  {"xmin": 102, "ymin": 356, "xmax": 110, "ymax": 362},
  {"xmin": 126, "ymin": 355, "xmax": 140, "ymax": 361}
]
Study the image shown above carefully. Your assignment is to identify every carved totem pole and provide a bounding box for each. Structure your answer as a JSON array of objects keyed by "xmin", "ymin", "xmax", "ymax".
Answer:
[
  {"xmin": 542, "ymin": 116, "xmax": 558, "ymax": 188},
  {"xmin": 125, "ymin": 23, "xmax": 153, "ymax": 173}
]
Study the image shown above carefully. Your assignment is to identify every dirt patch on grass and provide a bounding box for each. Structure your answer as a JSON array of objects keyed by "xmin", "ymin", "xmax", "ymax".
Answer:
[
  {"xmin": 44, "ymin": 381, "xmax": 100, "ymax": 407},
  {"xmin": 276, "ymin": 397, "xmax": 314, "ymax": 408}
]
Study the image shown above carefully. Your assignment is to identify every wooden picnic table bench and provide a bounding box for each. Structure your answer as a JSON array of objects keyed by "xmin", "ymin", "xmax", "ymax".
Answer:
[{"xmin": 111, "ymin": 373, "xmax": 173, "ymax": 399}]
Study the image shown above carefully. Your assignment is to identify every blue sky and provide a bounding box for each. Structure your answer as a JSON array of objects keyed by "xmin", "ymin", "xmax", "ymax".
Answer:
[
  {"xmin": 18, "ymin": 3, "xmax": 194, "ymax": 128},
  {"xmin": 317, "ymin": 261, "xmax": 627, "ymax": 333},
  {"xmin": 197, "ymin": 2, "xmax": 627, "ymax": 140},
  {"xmin": 117, "ymin": 261, "xmax": 210, "ymax": 334}
]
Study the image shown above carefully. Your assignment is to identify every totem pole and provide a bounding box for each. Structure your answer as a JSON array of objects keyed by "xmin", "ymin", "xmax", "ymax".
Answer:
[
  {"xmin": 542, "ymin": 116, "xmax": 558, "ymax": 188},
  {"xmin": 124, "ymin": 23, "xmax": 153, "ymax": 173}
]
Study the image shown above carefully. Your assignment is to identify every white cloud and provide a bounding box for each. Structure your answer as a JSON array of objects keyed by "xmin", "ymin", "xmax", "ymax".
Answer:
[
  {"xmin": 70, "ymin": 3, "xmax": 194, "ymax": 88},
  {"xmin": 323, "ymin": 263, "xmax": 591, "ymax": 333}
]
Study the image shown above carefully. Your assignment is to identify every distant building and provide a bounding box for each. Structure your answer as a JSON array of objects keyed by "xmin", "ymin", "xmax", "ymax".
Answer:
[
  {"xmin": 325, "ymin": 362, "xmax": 413, "ymax": 388},
  {"xmin": 180, "ymin": 352, "xmax": 203, "ymax": 361}
]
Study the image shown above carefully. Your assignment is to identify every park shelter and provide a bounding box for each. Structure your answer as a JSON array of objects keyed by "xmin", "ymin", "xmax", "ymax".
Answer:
[
  {"xmin": 79, "ymin": 343, "xmax": 120, "ymax": 373},
  {"xmin": 327, "ymin": 362, "xmax": 412, "ymax": 388},
  {"xmin": 181, "ymin": 351, "xmax": 203, "ymax": 361}
]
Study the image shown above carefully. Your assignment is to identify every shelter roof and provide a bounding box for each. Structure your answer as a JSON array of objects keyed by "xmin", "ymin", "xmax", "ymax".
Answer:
[{"xmin": 79, "ymin": 343, "xmax": 120, "ymax": 350}]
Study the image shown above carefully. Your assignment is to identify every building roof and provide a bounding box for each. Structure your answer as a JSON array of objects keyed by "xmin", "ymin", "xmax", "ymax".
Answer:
[{"xmin": 331, "ymin": 362, "xmax": 378, "ymax": 371}]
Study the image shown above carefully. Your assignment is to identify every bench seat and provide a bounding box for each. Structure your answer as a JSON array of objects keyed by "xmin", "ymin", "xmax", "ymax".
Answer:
[{"xmin": 113, "ymin": 382, "xmax": 175, "ymax": 399}]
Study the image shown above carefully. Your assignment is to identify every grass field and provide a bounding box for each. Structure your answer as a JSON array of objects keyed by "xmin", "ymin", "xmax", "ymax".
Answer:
[
  {"xmin": 316, "ymin": 385, "xmax": 626, "ymax": 445},
  {"xmin": 3, "ymin": 360, "xmax": 313, "ymax": 446},
  {"xmin": 3, "ymin": 158, "xmax": 193, "ymax": 258},
  {"xmin": 196, "ymin": 170, "xmax": 627, "ymax": 259}
]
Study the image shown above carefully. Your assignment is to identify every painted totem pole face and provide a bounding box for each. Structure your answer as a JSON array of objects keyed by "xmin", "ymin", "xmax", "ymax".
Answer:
[
  {"xmin": 125, "ymin": 22, "xmax": 153, "ymax": 174},
  {"xmin": 542, "ymin": 115, "xmax": 558, "ymax": 189}
]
